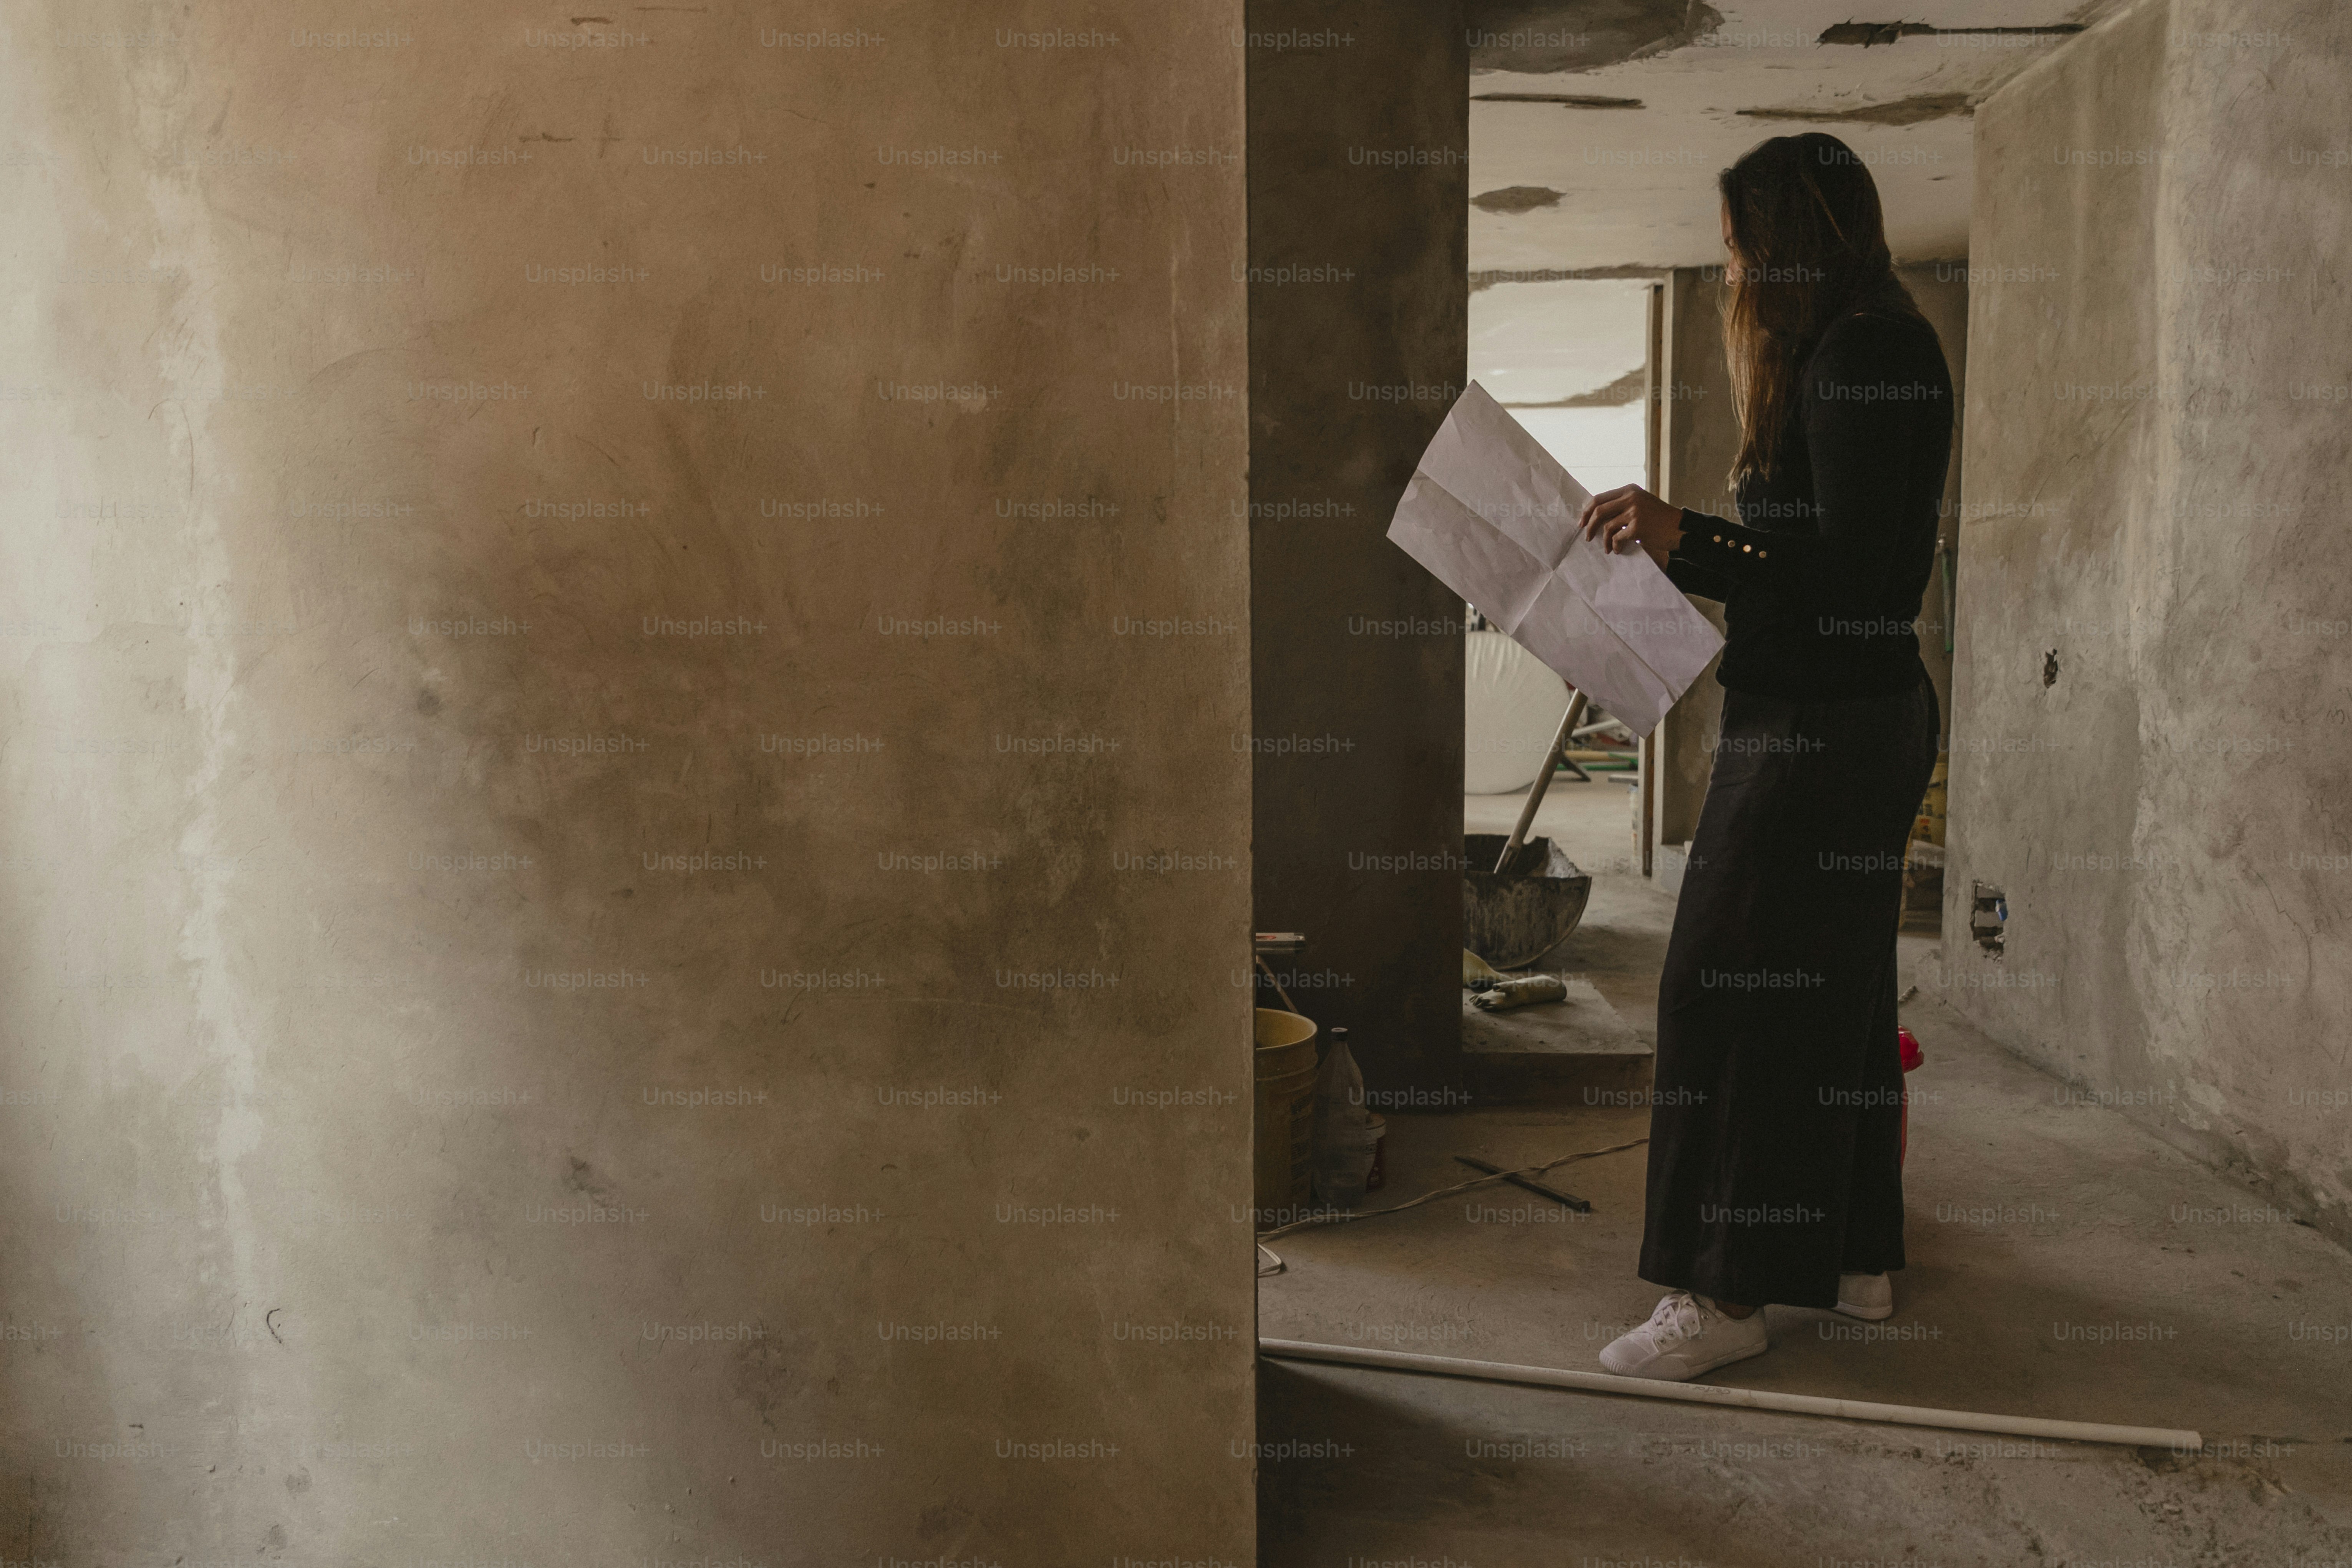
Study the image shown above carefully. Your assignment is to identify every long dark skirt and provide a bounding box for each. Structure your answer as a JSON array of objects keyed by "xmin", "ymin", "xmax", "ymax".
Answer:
[{"xmin": 1638, "ymin": 678, "xmax": 1941, "ymax": 1309}]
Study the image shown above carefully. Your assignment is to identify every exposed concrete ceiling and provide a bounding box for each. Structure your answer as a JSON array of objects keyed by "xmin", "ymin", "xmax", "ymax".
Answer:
[{"xmin": 1468, "ymin": 0, "xmax": 2115, "ymax": 273}]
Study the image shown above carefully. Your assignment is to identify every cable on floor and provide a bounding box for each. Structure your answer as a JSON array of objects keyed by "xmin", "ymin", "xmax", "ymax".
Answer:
[{"xmin": 1255, "ymin": 1136, "xmax": 1650, "ymax": 1264}]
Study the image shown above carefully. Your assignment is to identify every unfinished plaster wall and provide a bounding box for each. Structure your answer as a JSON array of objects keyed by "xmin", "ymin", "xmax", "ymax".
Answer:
[
  {"xmin": 1903, "ymin": 265, "xmax": 1967, "ymax": 742},
  {"xmin": 1247, "ymin": 2, "xmax": 1467, "ymax": 1088},
  {"xmin": 1949, "ymin": 0, "xmax": 2352, "ymax": 1240},
  {"xmin": 1653, "ymin": 264, "xmax": 1964, "ymax": 872},
  {"xmin": 1658, "ymin": 270, "xmax": 1739, "ymax": 530},
  {"xmin": 1653, "ymin": 269, "xmax": 1735, "ymax": 868},
  {"xmin": 0, "ymin": 4, "xmax": 1253, "ymax": 1561}
]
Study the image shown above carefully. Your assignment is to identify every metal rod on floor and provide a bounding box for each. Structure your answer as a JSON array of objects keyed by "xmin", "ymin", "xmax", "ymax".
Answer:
[
  {"xmin": 1453, "ymin": 1154, "xmax": 1591, "ymax": 1213},
  {"xmin": 1497, "ymin": 691, "xmax": 1589, "ymax": 874},
  {"xmin": 1256, "ymin": 1339, "xmax": 2201, "ymax": 1452}
]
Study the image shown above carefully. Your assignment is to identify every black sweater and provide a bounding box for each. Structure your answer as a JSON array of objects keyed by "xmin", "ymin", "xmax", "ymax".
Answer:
[{"xmin": 1668, "ymin": 306, "xmax": 1953, "ymax": 700}]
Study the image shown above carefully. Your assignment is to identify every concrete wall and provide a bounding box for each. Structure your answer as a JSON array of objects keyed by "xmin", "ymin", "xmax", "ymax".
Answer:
[
  {"xmin": 1653, "ymin": 264, "xmax": 1965, "ymax": 868},
  {"xmin": 1658, "ymin": 270, "xmax": 1743, "ymax": 530},
  {"xmin": 1949, "ymin": 0, "xmax": 2352, "ymax": 1241},
  {"xmin": 0, "ymin": 5, "xmax": 1255, "ymax": 1561},
  {"xmin": 1904, "ymin": 266, "xmax": 1968, "ymax": 743},
  {"xmin": 1653, "ymin": 269, "xmax": 1736, "ymax": 863},
  {"xmin": 1247, "ymin": 3, "xmax": 1467, "ymax": 1087}
]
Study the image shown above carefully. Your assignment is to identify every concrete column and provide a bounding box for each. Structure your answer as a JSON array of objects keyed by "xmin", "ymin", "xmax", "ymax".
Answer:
[
  {"xmin": 0, "ymin": 5, "xmax": 1253, "ymax": 1559},
  {"xmin": 1245, "ymin": 3, "xmax": 1468, "ymax": 1087},
  {"xmin": 1651, "ymin": 268, "xmax": 1735, "ymax": 891},
  {"xmin": 1650, "ymin": 263, "xmax": 1966, "ymax": 893}
]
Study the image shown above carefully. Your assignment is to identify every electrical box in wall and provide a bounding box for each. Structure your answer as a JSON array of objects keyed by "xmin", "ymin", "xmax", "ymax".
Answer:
[{"xmin": 1970, "ymin": 880, "xmax": 2007, "ymax": 957}]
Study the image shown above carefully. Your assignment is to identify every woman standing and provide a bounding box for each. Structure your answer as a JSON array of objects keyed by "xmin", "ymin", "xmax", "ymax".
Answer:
[{"xmin": 1578, "ymin": 133, "xmax": 1951, "ymax": 1380}]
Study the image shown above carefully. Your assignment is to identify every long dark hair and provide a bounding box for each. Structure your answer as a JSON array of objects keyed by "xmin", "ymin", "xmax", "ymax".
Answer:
[{"xmin": 1718, "ymin": 132, "xmax": 1924, "ymax": 485}]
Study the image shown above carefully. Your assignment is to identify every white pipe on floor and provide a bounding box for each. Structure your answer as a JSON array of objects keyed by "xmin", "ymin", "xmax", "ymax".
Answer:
[{"xmin": 1258, "ymin": 1338, "xmax": 2201, "ymax": 1452}]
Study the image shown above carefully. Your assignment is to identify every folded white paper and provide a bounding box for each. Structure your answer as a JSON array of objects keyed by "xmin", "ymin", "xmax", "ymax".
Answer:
[{"xmin": 1386, "ymin": 381, "xmax": 1723, "ymax": 738}]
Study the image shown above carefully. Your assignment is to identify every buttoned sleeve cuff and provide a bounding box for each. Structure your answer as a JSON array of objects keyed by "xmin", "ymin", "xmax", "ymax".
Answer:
[{"xmin": 1674, "ymin": 508, "xmax": 1781, "ymax": 567}]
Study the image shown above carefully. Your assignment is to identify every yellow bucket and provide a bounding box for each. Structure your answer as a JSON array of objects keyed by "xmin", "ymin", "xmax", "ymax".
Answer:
[{"xmin": 1254, "ymin": 1008, "xmax": 1319, "ymax": 1221}]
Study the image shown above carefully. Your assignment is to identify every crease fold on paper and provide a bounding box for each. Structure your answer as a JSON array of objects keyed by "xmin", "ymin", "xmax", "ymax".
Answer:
[{"xmin": 1386, "ymin": 381, "xmax": 1723, "ymax": 738}]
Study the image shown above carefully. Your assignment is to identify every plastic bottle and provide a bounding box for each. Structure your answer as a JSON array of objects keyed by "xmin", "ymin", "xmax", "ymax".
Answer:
[{"xmin": 1312, "ymin": 1028, "xmax": 1379, "ymax": 1208}]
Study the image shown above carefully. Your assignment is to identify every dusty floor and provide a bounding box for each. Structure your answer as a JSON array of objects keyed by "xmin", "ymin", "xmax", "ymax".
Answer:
[
  {"xmin": 1253, "ymin": 778, "xmax": 2352, "ymax": 1566},
  {"xmin": 1464, "ymin": 771, "xmax": 1666, "ymax": 1051}
]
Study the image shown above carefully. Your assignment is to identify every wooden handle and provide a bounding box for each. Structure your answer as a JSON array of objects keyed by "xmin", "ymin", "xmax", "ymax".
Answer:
[{"xmin": 1495, "ymin": 691, "xmax": 1587, "ymax": 874}]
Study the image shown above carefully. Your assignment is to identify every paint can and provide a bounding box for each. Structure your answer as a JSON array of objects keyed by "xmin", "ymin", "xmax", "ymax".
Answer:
[
  {"xmin": 1898, "ymin": 1025, "xmax": 1924, "ymax": 1167},
  {"xmin": 1253, "ymin": 1008, "xmax": 1319, "ymax": 1220}
]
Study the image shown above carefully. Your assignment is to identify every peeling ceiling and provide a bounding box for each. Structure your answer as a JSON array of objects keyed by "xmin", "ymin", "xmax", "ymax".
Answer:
[
  {"xmin": 1468, "ymin": 0, "xmax": 2120, "ymax": 274},
  {"xmin": 1470, "ymin": 0, "xmax": 1730, "ymax": 75}
]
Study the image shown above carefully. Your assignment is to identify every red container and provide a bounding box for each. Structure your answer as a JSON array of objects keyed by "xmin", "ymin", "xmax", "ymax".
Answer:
[{"xmin": 1897, "ymin": 1027, "xmax": 1924, "ymax": 1167}]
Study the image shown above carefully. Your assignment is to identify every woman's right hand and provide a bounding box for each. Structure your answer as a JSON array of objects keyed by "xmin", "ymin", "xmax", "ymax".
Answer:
[{"xmin": 1579, "ymin": 485, "xmax": 1684, "ymax": 570}]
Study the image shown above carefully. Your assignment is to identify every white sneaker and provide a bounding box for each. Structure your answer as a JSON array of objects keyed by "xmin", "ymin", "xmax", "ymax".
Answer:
[
  {"xmin": 1835, "ymin": 1272, "xmax": 1894, "ymax": 1321},
  {"xmin": 1599, "ymin": 1291, "xmax": 1769, "ymax": 1381}
]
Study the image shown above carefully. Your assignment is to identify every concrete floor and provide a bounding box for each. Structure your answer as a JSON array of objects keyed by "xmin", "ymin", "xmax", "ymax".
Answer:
[
  {"xmin": 1255, "ymin": 777, "xmax": 2352, "ymax": 1566},
  {"xmin": 1462, "ymin": 772, "xmax": 1668, "ymax": 1067}
]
